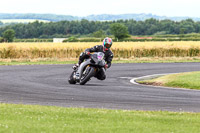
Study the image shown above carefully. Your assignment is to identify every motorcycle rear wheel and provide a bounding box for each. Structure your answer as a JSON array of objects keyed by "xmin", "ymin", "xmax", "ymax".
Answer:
[{"xmin": 68, "ymin": 71, "xmax": 76, "ymax": 84}]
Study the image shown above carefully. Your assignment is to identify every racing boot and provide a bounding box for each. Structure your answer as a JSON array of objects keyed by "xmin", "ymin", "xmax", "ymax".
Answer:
[{"xmin": 72, "ymin": 63, "xmax": 79, "ymax": 70}]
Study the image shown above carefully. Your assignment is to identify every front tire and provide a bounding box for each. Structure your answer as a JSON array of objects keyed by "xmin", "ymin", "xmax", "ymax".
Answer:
[{"xmin": 80, "ymin": 67, "xmax": 95, "ymax": 85}]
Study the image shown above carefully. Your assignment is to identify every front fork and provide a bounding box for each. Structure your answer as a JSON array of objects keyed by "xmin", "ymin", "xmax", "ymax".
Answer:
[{"xmin": 75, "ymin": 65, "xmax": 98, "ymax": 82}]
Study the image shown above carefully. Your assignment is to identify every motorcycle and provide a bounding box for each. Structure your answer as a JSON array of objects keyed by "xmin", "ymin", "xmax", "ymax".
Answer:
[{"xmin": 68, "ymin": 52, "xmax": 106, "ymax": 85}]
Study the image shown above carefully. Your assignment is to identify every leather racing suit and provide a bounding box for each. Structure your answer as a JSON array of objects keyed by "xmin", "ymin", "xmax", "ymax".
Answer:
[{"xmin": 78, "ymin": 45, "xmax": 114, "ymax": 80}]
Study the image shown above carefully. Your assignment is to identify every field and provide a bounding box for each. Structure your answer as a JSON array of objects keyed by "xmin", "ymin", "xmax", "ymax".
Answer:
[{"xmin": 1, "ymin": 42, "xmax": 200, "ymax": 61}]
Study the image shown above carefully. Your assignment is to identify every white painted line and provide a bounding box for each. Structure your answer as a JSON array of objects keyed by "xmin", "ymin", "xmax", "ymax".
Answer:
[
  {"xmin": 130, "ymin": 73, "xmax": 200, "ymax": 92},
  {"xmin": 130, "ymin": 73, "xmax": 174, "ymax": 85}
]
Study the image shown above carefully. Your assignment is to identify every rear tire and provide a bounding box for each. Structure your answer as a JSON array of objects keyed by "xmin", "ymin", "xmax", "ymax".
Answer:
[
  {"xmin": 68, "ymin": 71, "xmax": 76, "ymax": 84},
  {"xmin": 80, "ymin": 67, "xmax": 95, "ymax": 85}
]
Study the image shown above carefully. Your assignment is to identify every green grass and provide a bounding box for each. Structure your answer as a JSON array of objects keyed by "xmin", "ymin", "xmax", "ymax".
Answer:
[
  {"xmin": 0, "ymin": 60, "xmax": 77, "ymax": 65},
  {"xmin": 138, "ymin": 71, "xmax": 200, "ymax": 90},
  {"xmin": 0, "ymin": 103, "xmax": 200, "ymax": 133},
  {"xmin": 1, "ymin": 57, "xmax": 200, "ymax": 65}
]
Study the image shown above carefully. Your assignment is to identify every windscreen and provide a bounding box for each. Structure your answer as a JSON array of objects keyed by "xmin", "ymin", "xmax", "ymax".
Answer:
[{"xmin": 97, "ymin": 52, "xmax": 104, "ymax": 61}]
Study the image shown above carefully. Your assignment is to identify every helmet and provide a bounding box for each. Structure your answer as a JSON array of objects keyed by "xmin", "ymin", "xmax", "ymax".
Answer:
[{"xmin": 103, "ymin": 37, "xmax": 112, "ymax": 49}]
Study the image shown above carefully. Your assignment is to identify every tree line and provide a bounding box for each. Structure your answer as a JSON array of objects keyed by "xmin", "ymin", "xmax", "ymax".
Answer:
[{"xmin": 0, "ymin": 18, "xmax": 200, "ymax": 39}]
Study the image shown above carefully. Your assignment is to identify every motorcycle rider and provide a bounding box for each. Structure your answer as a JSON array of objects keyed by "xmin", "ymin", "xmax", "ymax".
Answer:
[{"xmin": 73, "ymin": 37, "xmax": 114, "ymax": 80}]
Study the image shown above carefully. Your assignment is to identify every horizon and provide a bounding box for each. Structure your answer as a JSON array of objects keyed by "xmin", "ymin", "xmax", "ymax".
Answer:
[
  {"xmin": 0, "ymin": 12, "xmax": 199, "ymax": 19},
  {"xmin": 0, "ymin": 0, "xmax": 200, "ymax": 18}
]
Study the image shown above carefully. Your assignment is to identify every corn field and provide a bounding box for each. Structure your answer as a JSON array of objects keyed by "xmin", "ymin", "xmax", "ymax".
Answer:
[{"xmin": 1, "ymin": 42, "xmax": 200, "ymax": 59}]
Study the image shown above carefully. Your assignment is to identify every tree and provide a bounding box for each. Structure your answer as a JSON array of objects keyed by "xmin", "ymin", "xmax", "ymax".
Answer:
[
  {"xmin": 93, "ymin": 30, "xmax": 106, "ymax": 38},
  {"xmin": 3, "ymin": 29, "xmax": 15, "ymax": 42},
  {"xmin": 110, "ymin": 23, "xmax": 129, "ymax": 40}
]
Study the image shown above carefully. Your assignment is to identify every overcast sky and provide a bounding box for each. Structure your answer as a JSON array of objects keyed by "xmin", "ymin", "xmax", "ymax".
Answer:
[{"xmin": 1, "ymin": 0, "xmax": 200, "ymax": 17}]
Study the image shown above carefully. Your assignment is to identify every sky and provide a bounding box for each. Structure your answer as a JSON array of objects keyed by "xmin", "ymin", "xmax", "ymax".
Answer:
[{"xmin": 0, "ymin": 0, "xmax": 200, "ymax": 17}]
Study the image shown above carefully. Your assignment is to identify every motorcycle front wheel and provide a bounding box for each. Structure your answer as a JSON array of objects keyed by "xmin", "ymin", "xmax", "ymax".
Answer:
[{"xmin": 80, "ymin": 66, "xmax": 95, "ymax": 85}]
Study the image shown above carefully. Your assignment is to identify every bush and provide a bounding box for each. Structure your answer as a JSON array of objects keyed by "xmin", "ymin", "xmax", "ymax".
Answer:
[
  {"xmin": 0, "ymin": 37, "xmax": 4, "ymax": 43},
  {"xmin": 63, "ymin": 38, "xmax": 102, "ymax": 42},
  {"xmin": 63, "ymin": 36, "xmax": 78, "ymax": 42},
  {"xmin": 79, "ymin": 38, "xmax": 102, "ymax": 42},
  {"xmin": 14, "ymin": 39, "xmax": 53, "ymax": 42},
  {"xmin": 115, "ymin": 38, "xmax": 200, "ymax": 42}
]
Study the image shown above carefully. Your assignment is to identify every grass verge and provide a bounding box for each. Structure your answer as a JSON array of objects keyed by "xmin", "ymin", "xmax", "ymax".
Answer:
[
  {"xmin": 1, "ymin": 57, "xmax": 200, "ymax": 65},
  {"xmin": 0, "ymin": 60, "xmax": 77, "ymax": 65},
  {"xmin": 0, "ymin": 103, "xmax": 200, "ymax": 133},
  {"xmin": 138, "ymin": 71, "xmax": 200, "ymax": 90}
]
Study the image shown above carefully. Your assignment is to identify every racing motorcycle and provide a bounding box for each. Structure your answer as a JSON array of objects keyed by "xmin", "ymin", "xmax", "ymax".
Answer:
[{"xmin": 68, "ymin": 52, "xmax": 106, "ymax": 85}]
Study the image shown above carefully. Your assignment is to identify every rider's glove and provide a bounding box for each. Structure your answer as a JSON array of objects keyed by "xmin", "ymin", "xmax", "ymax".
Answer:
[
  {"xmin": 85, "ymin": 51, "xmax": 90, "ymax": 55},
  {"xmin": 104, "ymin": 64, "xmax": 108, "ymax": 69}
]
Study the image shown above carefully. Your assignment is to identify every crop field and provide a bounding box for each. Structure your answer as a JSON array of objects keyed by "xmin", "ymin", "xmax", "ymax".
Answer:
[{"xmin": 1, "ymin": 41, "xmax": 200, "ymax": 60}]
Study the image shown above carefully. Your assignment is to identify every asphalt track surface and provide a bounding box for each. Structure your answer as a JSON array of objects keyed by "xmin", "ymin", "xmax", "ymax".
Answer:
[{"xmin": 0, "ymin": 63, "xmax": 200, "ymax": 112}]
